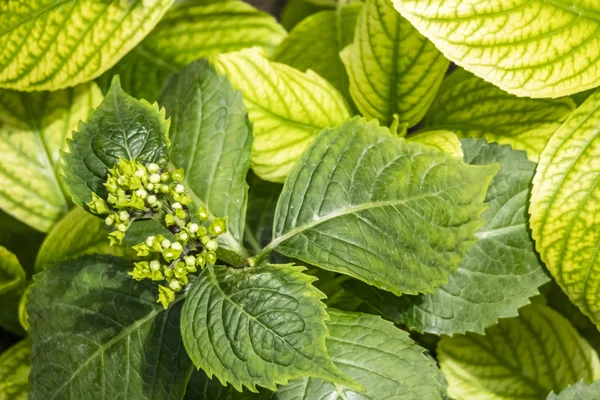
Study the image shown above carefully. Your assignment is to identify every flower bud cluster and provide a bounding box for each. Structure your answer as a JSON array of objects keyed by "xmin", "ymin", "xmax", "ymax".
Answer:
[{"xmin": 87, "ymin": 157, "xmax": 227, "ymax": 309}]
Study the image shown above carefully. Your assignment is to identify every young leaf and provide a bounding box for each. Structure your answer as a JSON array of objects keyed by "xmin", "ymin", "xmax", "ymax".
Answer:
[
  {"xmin": 0, "ymin": 83, "xmax": 102, "ymax": 231},
  {"xmin": 28, "ymin": 255, "xmax": 192, "ymax": 400},
  {"xmin": 98, "ymin": 0, "xmax": 286, "ymax": 102},
  {"xmin": 181, "ymin": 263, "xmax": 352, "ymax": 392},
  {"xmin": 530, "ymin": 89, "xmax": 600, "ymax": 327},
  {"xmin": 63, "ymin": 77, "xmax": 170, "ymax": 209},
  {"xmin": 420, "ymin": 69, "xmax": 575, "ymax": 161},
  {"xmin": 0, "ymin": 0, "xmax": 173, "ymax": 91},
  {"xmin": 272, "ymin": 3, "xmax": 363, "ymax": 105},
  {"xmin": 274, "ymin": 310, "xmax": 448, "ymax": 400},
  {"xmin": 212, "ymin": 48, "xmax": 351, "ymax": 182},
  {"xmin": 348, "ymin": 139, "xmax": 549, "ymax": 335},
  {"xmin": 340, "ymin": 0, "xmax": 449, "ymax": 127},
  {"xmin": 407, "ymin": 130, "xmax": 463, "ymax": 158},
  {"xmin": 438, "ymin": 303, "xmax": 600, "ymax": 400},
  {"xmin": 34, "ymin": 207, "xmax": 128, "ymax": 272},
  {"xmin": 268, "ymin": 117, "xmax": 498, "ymax": 296},
  {"xmin": 0, "ymin": 246, "xmax": 27, "ymax": 335},
  {"xmin": 548, "ymin": 381, "xmax": 600, "ymax": 400},
  {"xmin": 392, "ymin": 0, "xmax": 600, "ymax": 98},
  {"xmin": 0, "ymin": 340, "xmax": 30, "ymax": 400},
  {"xmin": 160, "ymin": 59, "xmax": 252, "ymax": 259}
]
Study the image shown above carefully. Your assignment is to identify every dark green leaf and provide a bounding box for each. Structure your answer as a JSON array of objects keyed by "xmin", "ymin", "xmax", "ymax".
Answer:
[
  {"xmin": 348, "ymin": 139, "xmax": 549, "ymax": 334},
  {"xmin": 244, "ymin": 173, "xmax": 283, "ymax": 255},
  {"xmin": 28, "ymin": 255, "xmax": 192, "ymax": 400},
  {"xmin": 0, "ymin": 246, "xmax": 26, "ymax": 335},
  {"xmin": 160, "ymin": 59, "xmax": 252, "ymax": 260},
  {"xmin": 280, "ymin": 0, "xmax": 334, "ymax": 31},
  {"xmin": 185, "ymin": 369, "xmax": 271, "ymax": 400},
  {"xmin": 274, "ymin": 310, "xmax": 447, "ymax": 400},
  {"xmin": 268, "ymin": 117, "xmax": 498, "ymax": 296},
  {"xmin": 548, "ymin": 381, "xmax": 600, "ymax": 400},
  {"xmin": 62, "ymin": 77, "xmax": 170, "ymax": 209},
  {"xmin": 181, "ymin": 263, "xmax": 352, "ymax": 392},
  {"xmin": 0, "ymin": 211, "xmax": 45, "ymax": 275}
]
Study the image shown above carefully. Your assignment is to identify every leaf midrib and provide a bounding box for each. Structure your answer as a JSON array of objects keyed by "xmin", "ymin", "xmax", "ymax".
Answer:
[{"xmin": 50, "ymin": 295, "xmax": 186, "ymax": 399}]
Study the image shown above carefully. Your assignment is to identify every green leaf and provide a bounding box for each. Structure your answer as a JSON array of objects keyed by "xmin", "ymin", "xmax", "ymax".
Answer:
[
  {"xmin": 34, "ymin": 207, "xmax": 128, "ymax": 272},
  {"xmin": 272, "ymin": 3, "xmax": 363, "ymax": 106},
  {"xmin": 340, "ymin": 0, "xmax": 449, "ymax": 127},
  {"xmin": 185, "ymin": 369, "xmax": 271, "ymax": 400},
  {"xmin": 392, "ymin": 0, "xmax": 600, "ymax": 98},
  {"xmin": 0, "ymin": 246, "xmax": 27, "ymax": 335},
  {"xmin": 280, "ymin": 0, "xmax": 335, "ymax": 31},
  {"xmin": 306, "ymin": 269, "xmax": 363, "ymax": 311},
  {"xmin": 28, "ymin": 254, "xmax": 192, "ymax": 400},
  {"xmin": 438, "ymin": 303, "xmax": 600, "ymax": 400},
  {"xmin": 407, "ymin": 130, "xmax": 463, "ymax": 158},
  {"xmin": 530, "ymin": 89, "xmax": 600, "ymax": 327},
  {"xmin": 212, "ymin": 48, "xmax": 351, "ymax": 183},
  {"xmin": 274, "ymin": 310, "xmax": 447, "ymax": 400},
  {"xmin": 244, "ymin": 173, "xmax": 283, "ymax": 255},
  {"xmin": 62, "ymin": 77, "xmax": 170, "ymax": 209},
  {"xmin": 0, "ymin": 211, "xmax": 45, "ymax": 275},
  {"xmin": 160, "ymin": 59, "xmax": 252, "ymax": 259},
  {"xmin": 0, "ymin": 0, "xmax": 173, "ymax": 91},
  {"xmin": 268, "ymin": 117, "xmax": 497, "ymax": 296},
  {"xmin": 0, "ymin": 83, "xmax": 102, "ymax": 231},
  {"xmin": 548, "ymin": 381, "xmax": 600, "ymax": 400},
  {"xmin": 0, "ymin": 340, "xmax": 30, "ymax": 400},
  {"xmin": 348, "ymin": 139, "xmax": 549, "ymax": 335},
  {"xmin": 420, "ymin": 69, "xmax": 576, "ymax": 162},
  {"xmin": 98, "ymin": 0, "xmax": 286, "ymax": 102},
  {"xmin": 181, "ymin": 263, "xmax": 352, "ymax": 392}
]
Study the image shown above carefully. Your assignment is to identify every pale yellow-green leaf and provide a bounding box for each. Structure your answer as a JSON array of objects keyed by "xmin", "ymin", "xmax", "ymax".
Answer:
[
  {"xmin": 0, "ymin": 83, "xmax": 103, "ymax": 231},
  {"xmin": 341, "ymin": 0, "xmax": 448, "ymax": 127},
  {"xmin": 0, "ymin": 340, "xmax": 30, "ymax": 400},
  {"xmin": 0, "ymin": 246, "xmax": 26, "ymax": 335},
  {"xmin": 421, "ymin": 69, "xmax": 575, "ymax": 162},
  {"xmin": 98, "ymin": 0, "xmax": 286, "ymax": 101},
  {"xmin": 212, "ymin": 48, "xmax": 350, "ymax": 182},
  {"xmin": 0, "ymin": 0, "xmax": 173, "ymax": 91},
  {"xmin": 407, "ymin": 130, "xmax": 463, "ymax": 158},
  {"xmin": 530, "ymin": 89, "xmax": 600, "ymax": 327},
  {"xmin": 439, "ymin": 303, "xmax": 600, "ymax": 400},
  {"xmin": 392, "ymin": 0, "xmax": 600, "ymax": 98}
]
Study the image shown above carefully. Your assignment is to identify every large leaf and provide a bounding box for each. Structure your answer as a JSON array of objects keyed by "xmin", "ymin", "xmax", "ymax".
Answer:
[
  {"xmin": 160, "ymin": 59, "xmax": 252, "ymax": 260},
  {"xmin": 420, "ymin": 69, "xmax": 576, "ymax": 161},
  {"xmin": 181, "ymin": 263, "xmax": 351, "ymax": 392},
  {"xmin": 438, "ymin": 303, "xmax": 600, "ymax": 400},
  {"xmin": 62, "ymin": 77, "xmax": 170, "ymax": 209},
  {"xmin": 280, "ymin": 0, "xmax": 334, "ymax": 30},
  {"xmin": 274, "ymin": 310, "xmax": 447, "ymax": 400},
  {"xmin": 34, "ymin": 207, "xmax": 128, "ymax": 272},
  {"xmin": 244, "ymin": 173, "xmax": 283, "ymax": 255},
  {"xmin": 392, "ymin": 0, "xmax": 600, "ymax": 98},
  {"xmin": 98, "ymin": 0, "xmax": 286, "ymax": 102},
  {"xmin": 268, "ymin": 117, "xmax": 497, "ymax": 296},
  {"xmin": 0, "ymin": 211, "xmax": 45, "ymax": 275},
  {"xmin": 212, "ymin": 48, "xmax": 350, "ymax": 183},
  {"xmin": 407, "ymin": 130, "xmax": 463, "ymax": 158},
  {"xmin": 28, "ymin": 255, "xmax": 192, "ymax": 400},
  {"xmin": 0, "ymin": 0, "xmax": 173, "ymax": 91},
  {"xmin": 530, "ymin": 89, "xmax": 600, "ymax": 327},
  {"xmin": 548, "ymin": 381, "xmax": 600, "ymax": 400},
  {"xmin": 0, "ymin": 83, "xmax": 102, "ymax": 231},
  {"xmin": 340, "ymin": 0, "xmax": 448, "ymax": 127},
  {"xmin": 0, "ymin": 246, "xmax": 27, "ymax": 335},
  {"xmin": 272, "ymin": 3, "xmax": 362, "ymax": 105},
  {"xmin": 0, "ymin": 340, "xmax": 30, "ymax": 400},
  {"xmin": 185, "ymin": 369, "xmax": 270, "ymax": 400},
  {"xmin": 348, "ymin": 139, "xmax": 549, "ymax": 335}
]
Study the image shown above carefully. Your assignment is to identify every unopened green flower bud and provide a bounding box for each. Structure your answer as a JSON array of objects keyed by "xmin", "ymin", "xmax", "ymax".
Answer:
[
  {"xmin": 186, "ymin": 263, "xmax": 197, "ymax": 273},
  {"xmin": 108, "ymin": 230, "xmax": 125, "ymax": 246},
  {"xmin": 147, "ymin": 195, "xmax": 157, "ymax": 204},
  {"xmin": 105, "ymin": 176, "xmax": 118, "ymax": 193},
  {"xmin": 132, "ymin": 242, "xmax": 150, "ymax": 256},
  {"xmin": 207, "ymin": 252, "xmax": 217, "ymax": 265},
  {"xmin": 177, "ymin": 232, "xmax": 189, "ymax": 242},
  {"xmin": 201, "ymin": 235, "xmax": 210, "ymax": 245},
  {"xmin": 147, "ymin": 163, "xmax": 160, "ymax": 174},
  {"xmin": 150, "ymin": 260, "xmax": 161, "ymax": 271},
  {"xmin": 172, "ymin": 168, "xmax": 184, "ymax": 182},
  {"xmin": 136, "ymin": 188, "xmax": 148, "ymax": 199},
  {"xmin": 161, "ymin": 239, "xmax": 171, "ymax": 249},
  {"xmin": 174, "ymin": 262, "xmax": 187, "ymax": 279},
  {"xmin": 180, "ymin": 194, "xmax": 192, "ymax": 206},
  {"xmin": 147, "ymin": 183, "xmax": 155, "ymax": 191},
  {"xmin": 197, "ymin": 206, "xmax": 209, "ymax": 221},
  {"xmin": 195, "ymin": 254, "xmax": 206, "ymax": 268},
  {"xmin": 188, "ymin": 223, "xmax": 199, "ymax": 234},
  {"xmin": 161, "ymin": 172, "xmax": 170, "ymax": 182},
  {"xmin": 88, "ymin": 193, "xmax": 110, "ymax": 215},
  {"xmin": 175, "ymin": 208, "xmax": 187, "ymax": 220},
  {"xmin": 171, "ymin": 242, "xmax": 183, "ymax": 251},
  {"xmin": 169, "ymin": 279, "xmax": 182, "ymax": 291},
  {"xmin": 163, "ymin": 267, "xmax": 174, "ymax": 278},
  {"xmin": 206, "ymin": 240, "xmax": 219, "ymax": 252},
  {"xmin": 175, "ymin": 184, "xmax": 185, "ymax": 193},
  {"xmin": 172, "ymin": 202, "xmax": 182, "ymax": 210},
  {"xmin": 119, "ymin": 211, "xmax": 130, "ymax": 221},
  {"xmin": 146, "ymin": 236, "xmax": 155, "ymax": 247},
  {"xmin": 157, "ymin": 285, "xmax": 175, "ymax": 309},
  {"xmin": 165, "ymin": 213, "xmax": 175, "ymax": 227},
  {"xmin": 117, "ymin": 175, "xmax": 126, "ymax": 186},
  {"xmin": 209, "ymin": 218, "xmax": 227, "ymax": 237},
  {"xmin": 160, "ymin": 184, "xmax": 170, "ymax": 193},
  {"xmin": 184, "ymin": 255, "xmax": 195, "ymax": 266},
  {"xmin": 105, "ymin": 215, "xmax": 114, "ymax": 226},
  {"xmin": 117, "ymin": 223, "xmax": 128, "ymax": 232}
]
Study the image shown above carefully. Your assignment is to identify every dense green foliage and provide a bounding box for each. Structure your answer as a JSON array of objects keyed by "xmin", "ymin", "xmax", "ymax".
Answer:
[{"xmin": 2, "ymin": 0, "xmax": 600, "ymax": 399}]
